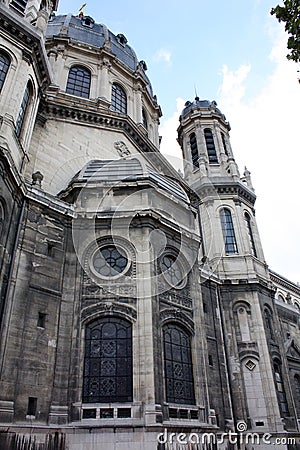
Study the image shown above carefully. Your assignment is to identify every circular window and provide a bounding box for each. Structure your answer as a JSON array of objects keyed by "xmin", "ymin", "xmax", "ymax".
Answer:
[
  {"xmin": 160, "ymin": 254, "xmax": 185, "ymax": 288},
  {"xmin": 92, "ymin": 245, "xmax": 129, "ymax": 278}
]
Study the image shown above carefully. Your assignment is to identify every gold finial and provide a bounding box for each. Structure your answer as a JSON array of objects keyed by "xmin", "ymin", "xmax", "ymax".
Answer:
[{"xmin": 78, "ymin": 3, "xmax": 87, "ymax": 16}]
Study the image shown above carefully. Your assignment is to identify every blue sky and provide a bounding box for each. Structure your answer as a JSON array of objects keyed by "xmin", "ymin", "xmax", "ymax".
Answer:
[{"xmin": 56, "ymin": 1, "xmax": 300, "ymax": 284}]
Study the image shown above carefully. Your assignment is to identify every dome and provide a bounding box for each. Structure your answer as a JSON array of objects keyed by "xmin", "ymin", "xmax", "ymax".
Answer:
[
  {"xmin": 66, "ymin": 158, "xmax": 189, "ymax": 203},
  {"xmin": 46, "ymin": 14, "xmax": 154, "ymax": 96},
  {"xmin": 180, "ymin": 97, "xmax": 226, "ymax": 121}
]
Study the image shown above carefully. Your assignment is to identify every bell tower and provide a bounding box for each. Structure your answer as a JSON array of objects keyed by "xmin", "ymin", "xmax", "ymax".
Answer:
[{"xmin": 178, "ymin": 98, "xmax": 286, "ymax": 438}]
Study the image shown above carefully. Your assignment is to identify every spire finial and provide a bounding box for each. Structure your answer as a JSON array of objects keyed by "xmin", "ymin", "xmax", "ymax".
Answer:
[
  {"xmin": 194, "ymin": 84, "xmax": 199, "ymax": 101},
  {"xmin": 78, "ymin": 3, "xmax": 87, "ymax": 17}
]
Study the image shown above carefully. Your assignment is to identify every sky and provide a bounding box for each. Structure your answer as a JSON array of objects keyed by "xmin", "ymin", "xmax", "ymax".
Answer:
[{"xmin": 57, "ymin": 0, "xmax": 300, "ymax": 284}]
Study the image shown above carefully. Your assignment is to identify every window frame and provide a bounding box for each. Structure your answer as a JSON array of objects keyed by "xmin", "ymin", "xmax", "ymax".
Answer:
[
  {"xmin": 0, "ymin": 51, "xmax": 10, "ymax": 94},
  {"xmin": 189, "ymin": 132, "xmax": 199, "ymax": 169},
  {"xmin": 15, "ymin": 81, "xmax": 32, "ymax": 138},
  {"xmin": 244, "ymin": 212, "xmax": 257, "ymax": 257},
  {"xmin": 82, "ymin": 317, "xmax": 133, "ymax": 404},
  {"xmin": 111, "ymin": 83, "xmax": 127, "ymax": 114},
  {"xmin": 220, "ymin": 208, "xmax": 238, "ymax": 255},
  {"xmin": 204, "ymin": 128, "xmax": 218, "ymax": 164},
  {"xmin": 66, "ymin": 65, "xmax": 91, "ymax": 99},
  {"xmin": 163, "ymin": 323, "xmax": 195, "ymax": 405}
]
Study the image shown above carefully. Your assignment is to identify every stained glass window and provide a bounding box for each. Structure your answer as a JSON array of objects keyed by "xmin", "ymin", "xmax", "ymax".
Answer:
[
  {"xmin": 160, "ymin": 254, "xmax": 183, "ymax": 288},
  {"xmin": 93, "ymin": 245, "xmax": 128, "ymax": 278},
  {"xmin": 0, "ymin": 52, "xmax": 10, "ymax": 93},
  {"xmin": 66, "ymin": 66, "xmax": 91, "ymax": 98},
  {"xmin": 220, "ymin": 208, "xmax": 238, "ymax": 254},
  {"xmin": 274, "ymin": 363, "xmax": 289, "ymax": 416},
  {"xmin": 163, "ymin": 324, "xmax": 195, "ymax": 405},
  {"xmin": 83, "ymin": 317, "xmax": 132, "ymax": 403},
  {"xmin": 111, "ymin": 83, "xmax": 127, "ymax": 114}
]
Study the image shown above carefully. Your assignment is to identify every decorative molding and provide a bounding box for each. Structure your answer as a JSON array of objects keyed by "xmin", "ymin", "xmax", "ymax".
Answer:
[{"xmin": 81, "ymin": 300, "xmax": 137, "ymax": 323}]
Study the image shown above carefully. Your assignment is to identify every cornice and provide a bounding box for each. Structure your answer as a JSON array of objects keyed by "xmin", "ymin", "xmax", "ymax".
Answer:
[
  {"xmin": 39, "ymin": 93, "xmax": 161, "ymax": 156},
  {"xmin": 270, "ymin": 270, "xmax": 300, "ymax": 296},
  {"xmin": 196, "ymin": 180, "xmax": 256, "ymax": 206},
  {"xmin": 0, "ymin": 4, "xmax": 51, "ymax": 88}
]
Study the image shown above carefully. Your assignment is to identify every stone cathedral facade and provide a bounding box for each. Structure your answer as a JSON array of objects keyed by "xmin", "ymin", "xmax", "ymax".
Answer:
[{"xmin": 0, "ymin": 1, "xmax": 300, "ymax": 449}]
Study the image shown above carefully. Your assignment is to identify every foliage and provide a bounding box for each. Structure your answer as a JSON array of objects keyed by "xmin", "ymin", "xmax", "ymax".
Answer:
[{"xmin": 270, "ymin": 0, "xmax": 300, "ymax": 63}]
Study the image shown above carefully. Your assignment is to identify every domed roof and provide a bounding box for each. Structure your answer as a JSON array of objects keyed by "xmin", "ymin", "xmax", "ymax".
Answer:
[
  {"xmin": 180, "ymin": 98, "xmax": 226, "ymax": 121},
  {"xmin": 67, "ymin": 158, "xmax": 189, "ymax": 203},
  {"xmin": 46, "ymin": 14, "xmax": 153, "ymax": 96}
]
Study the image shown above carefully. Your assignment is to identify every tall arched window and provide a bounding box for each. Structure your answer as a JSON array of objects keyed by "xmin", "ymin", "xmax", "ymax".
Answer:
[
  {"xmin": 274, "ymin": 362, "xmax": 289, "ymax": 416},
  {"xmin": 264, "ymin": 307, "xmax": 274, "ymax": 341},
  {"xmin": 111, "ymin": 83, "xmax": 127, "ymax": 114},
  {"xmin": 204, "ymin": 128, "xmax": 218, "ymax": 163},
  {"xmin": 10, "ymin": 0, "xmax": 28, "ymax": 14},
  {"xmin": 15, "ymin": 81, "xmax": 32, "ymax": 137},
  {"xmin": 220, "ymin": 208, "xmax": 238, "ymax": 254},
  {"xmin": 190, "ymin": 132, "xmax": 199, "ymax": 169},
  {"xmin": 163, "ymin": 324, "xmax": 195, "ymax": 405},
  {"xmin": 0, "ymin": 51, "xmax": 10, "ymax": 93},
  {"xmin": 66, "ymin": 66, "xmax": 91, "ymax": 98},
  {"xmin": 221, "ymin": 132, "xmax": 229, "ymax": 156},
  {"xmin": 142, "ymin": 109, "xmax": 148, "ymax": 130},
  {"xmin": 82, "ymin": 317, "xmax": 132, "ymax": 403},
  {"xmin": 244, "ymin": 212, "xmax": 257, "ymax": 257}
]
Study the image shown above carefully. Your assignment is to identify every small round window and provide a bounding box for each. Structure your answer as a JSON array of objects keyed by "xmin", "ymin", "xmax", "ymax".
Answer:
[
  {"xmin": 92, "ymin": 245, "xmax": 128, "ymax": 278},
  {"xmin": 160, "ymin": 254, "xmax": 185, "ymax": 288}
]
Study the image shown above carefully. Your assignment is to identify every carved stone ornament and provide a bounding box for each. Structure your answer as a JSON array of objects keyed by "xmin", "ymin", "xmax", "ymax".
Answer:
[
  {"xmin": 245, "ymin": 359, "xmax": 256, "ymax": 371},
  {"xmin": 114, "ymin": 141, "xmax": 131, "ymax": 157}
]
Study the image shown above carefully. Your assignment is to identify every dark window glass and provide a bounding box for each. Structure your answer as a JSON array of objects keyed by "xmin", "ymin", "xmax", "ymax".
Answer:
[
  {"xmin": 274, "ymin": 363, "xmax": 289, "ymax": 416},
  {"xmin": 93, "ymin": 245, "xmax": 128, "ymax": 277},
  {"xmin": 10, "ymin": 0, "xmax": 27, "ymax": 14},
  {"xmin": 160, "ymin": 254, "xmax": 183, "ymax": 288},
  {"xmin": 0, "ymin": 52, "xmax": 10, "ymax": 93},
  {"xmin": 163, "ymin": 324, "xmax": 195, "ymax": 405},
  {"xmin": 83, "ymin": 317, "xmax": 132, "ymax": 403},
  {"xmin": 27, "ymin": 397, "xmax": 37, "ymax": 416},
  {"xmin": 111, "ymin": 83, "xmax": 127, "ymax": 114},
  {"xmin": 220, "ymin": 208, "xmax": 238, "ymax": 254},
  {"xmin": 190, "ymin": 132, "xmax": 199, "ymax": 168},
  {"xmin": 264, "ymin": 308, "xmax": 274, "ymax": 341},
  {"xmin": 221, "ymin": 132, "xmax": 229, "ymax": 156},
  {"xmin": 15, "ymin": 83, "xmax": 31, "ymax": 137},
  {"xmin": 142, "ymin": 109, "xmax": 148, "ymax": 129},
  {"xmin": 66, "ymin": 66, "xmax": 91, "ymax": 98},
  {"xmin": 244, "ymin": 212, "xmax": 257, "ymax": 257},
  {"xmin": 204, "ymin": 128, "xmax": 218, "ymax": 164},
  {"xmin": 37, "ymin": 312, "xmax": 46, "ymax": 328}
]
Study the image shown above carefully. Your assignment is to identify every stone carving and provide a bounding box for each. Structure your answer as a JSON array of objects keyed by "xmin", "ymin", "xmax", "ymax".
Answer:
[{"xmin": 114, "ymin": 141, "xmax": 131, "ymax": 157}]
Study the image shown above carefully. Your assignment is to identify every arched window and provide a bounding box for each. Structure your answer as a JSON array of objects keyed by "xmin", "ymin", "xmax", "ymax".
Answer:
[
  {"xmin": 204, "ymin": 128, "xmax": 218, "ymax": 163},
  {"xmin": 163, "ymin": 324, "xmax": 195, "ymax": 405},
  {"xmin": 142, "ymin": 109, "xmax": 148, "ymax": 129},
  {"xmin": 220, "ymin": 208, "xmax": 238, "ymax": 254},
  {"xmin": 274, "ymin": 362, "xmax": 289, "ymax": 416},
  {"xmin": 10, "ymin": 0, "xmax": 28, "ymax": 14},
  {"xmin": 190, "ymin": 132, "xmax": 199, "ymax": 169},
  {"xmin": 0, "ymin": 51, "xmax": 10, "ymax": 93},
  {"xmin": 264, "ymin": 307, "xmax": 274, "ymax": 341},
  {"xmin": 111, "ymin": 83, "xmax": 127, "ymax": 114},
  {"xmin": 82, "ymin": 317, "xmax": 132, "ymax": 403},
  {"xmin": 15, "ymin": 81, "xmax": 32, "ymax": 137},
  {"xmin": 221, "ymin": 132, "xmax": 229, "ymax": 156},
  {"xmin": 244, "ymin": 212, "xmax": 257, "ymax": 257},
  {"xmin": 66, "ymin": 66, "xmax": 91, "ymax": 98}
]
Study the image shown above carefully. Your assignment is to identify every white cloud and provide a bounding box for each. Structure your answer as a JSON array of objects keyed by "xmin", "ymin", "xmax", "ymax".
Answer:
[
  {"xmin": 218, "ymin": 28, "xmax": 300, "ymax": 283},
  {"xmin": 159, "ymin": 28, "xmax": 300, "ymax": 283},
  {"xmin": 160, "ymin": 97, "xmax": 185, "ymax": 171},
  {"xmin": 153, "ymin": 48, "xmax": 172, "ymax": 64}
]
